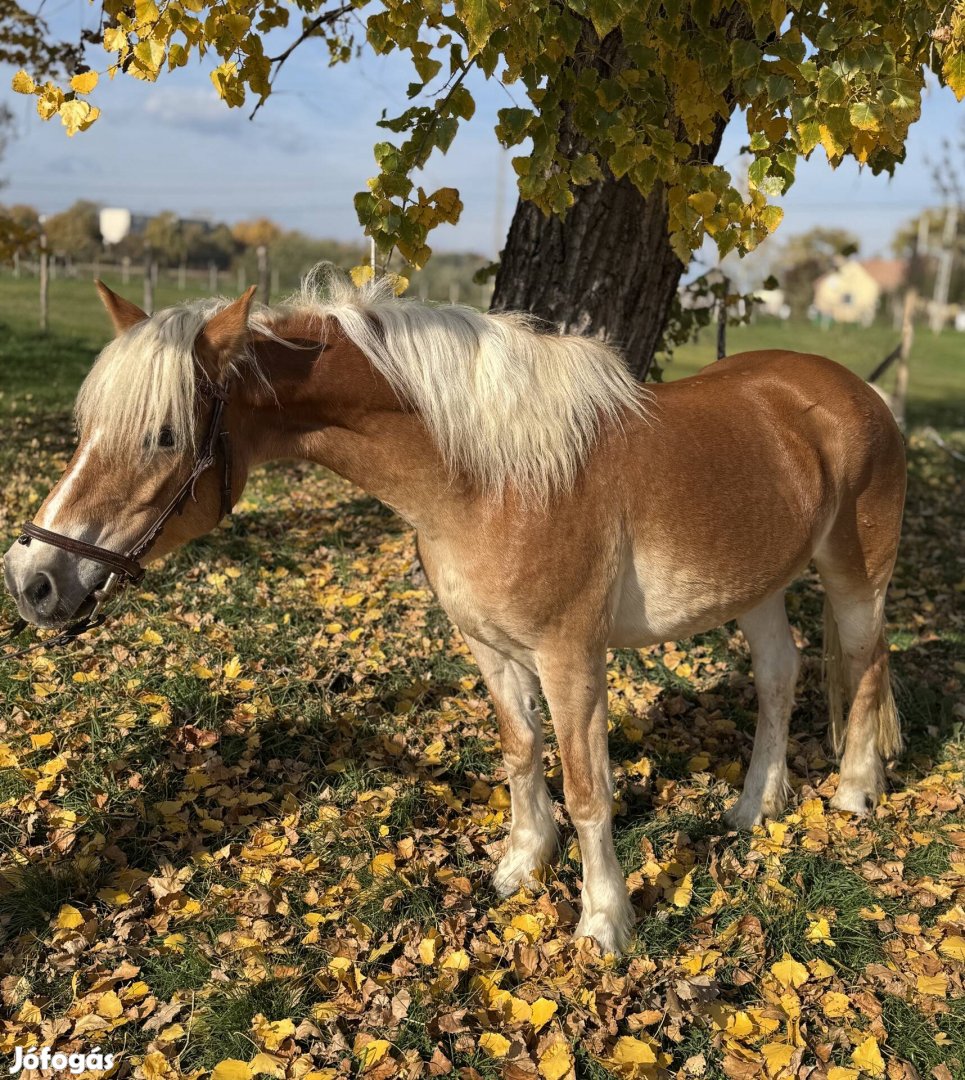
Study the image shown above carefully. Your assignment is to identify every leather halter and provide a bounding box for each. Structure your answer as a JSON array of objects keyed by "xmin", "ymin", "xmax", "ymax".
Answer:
[{"xmin": 4, "ymin": 374, "xmax": 233, "ymax": 655}]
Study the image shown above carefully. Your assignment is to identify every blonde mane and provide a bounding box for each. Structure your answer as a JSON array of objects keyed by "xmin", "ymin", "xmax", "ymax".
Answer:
[{"xmin": 76, "ymin": 267, "xmax": 649, "ymax": 501}]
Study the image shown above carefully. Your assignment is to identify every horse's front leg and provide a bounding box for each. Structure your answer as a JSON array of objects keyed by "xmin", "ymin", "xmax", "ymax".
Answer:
[
  {"xmin": 464, "ymin": 634, "xmax": 558, "ymax": 896},
  {"xmin": 538, "ymin": 647, "xmax": 634, "ymax": 954}
]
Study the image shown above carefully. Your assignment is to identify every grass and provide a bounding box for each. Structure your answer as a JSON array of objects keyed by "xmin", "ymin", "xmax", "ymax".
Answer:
[
  {"xmin": 0, "ymin": 282, "xmax": 963, "ymax": 1076},
  {"xmin": 671, "ymin": 315, "xmax": 965, "ymax": 428}
]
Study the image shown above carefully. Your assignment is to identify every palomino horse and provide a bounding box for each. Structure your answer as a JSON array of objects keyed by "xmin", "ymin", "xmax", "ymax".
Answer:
[{"xmin": 3, "ymin": 272, "xmax": 905, "ymax": 953}]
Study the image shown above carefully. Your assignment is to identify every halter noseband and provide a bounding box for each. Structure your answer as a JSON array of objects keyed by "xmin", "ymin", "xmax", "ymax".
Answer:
[{"xmin": 11, "ymin": 374, "xmax": 233, "ymax": 638}]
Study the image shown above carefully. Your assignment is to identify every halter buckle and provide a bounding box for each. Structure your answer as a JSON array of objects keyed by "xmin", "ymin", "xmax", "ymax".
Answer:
[{"xmin": 90, "ymin": 572, "xmax": 123, "ymax": 619}]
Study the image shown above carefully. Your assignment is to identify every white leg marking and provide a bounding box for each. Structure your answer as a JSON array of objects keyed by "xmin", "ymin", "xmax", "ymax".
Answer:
[
  {"xmin": 464, "ymin": 636, "xmax": 558, "ymax": 897},
  {"xmin": 540, "ymin": 655, "xmax": 633, "ymax": 955},
  {"xmin": 725, "ymin": 592, "xmax": 800, "ymax": 831},
  {"xmin": 828, "ymin": 596, "xmax": 887, "ymax": 815}
]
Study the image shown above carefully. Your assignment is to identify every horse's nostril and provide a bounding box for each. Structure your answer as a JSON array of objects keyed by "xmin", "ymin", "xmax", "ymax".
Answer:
[{"xmin": 24, "ymin": 572, "xmax": 54, "ymax": 609}]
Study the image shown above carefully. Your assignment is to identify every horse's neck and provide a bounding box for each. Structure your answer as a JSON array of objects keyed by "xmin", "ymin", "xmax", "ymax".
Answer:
[{"xmin": 239, "ymin": 325, "xmax": 462, "ymax": 528}]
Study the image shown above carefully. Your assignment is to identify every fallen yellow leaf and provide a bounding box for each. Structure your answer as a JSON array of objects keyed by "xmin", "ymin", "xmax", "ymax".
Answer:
[{"xmin": 850, "ymin": 1036, "xmax": 885, "ymax": 1077}]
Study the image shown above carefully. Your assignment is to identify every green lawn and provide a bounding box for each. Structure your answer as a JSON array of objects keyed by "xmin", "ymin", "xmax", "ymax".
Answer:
[
  {"xmin": 672, "ymin": 317, "xmax": 965, "ymax": 429},
  {"xmin": 0, "ymin": 280, "xmax": 964, "ymax": 1078}
]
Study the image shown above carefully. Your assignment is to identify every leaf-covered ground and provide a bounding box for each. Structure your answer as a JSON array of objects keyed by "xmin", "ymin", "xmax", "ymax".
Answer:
[{"xmin": 1, "ymin": 320, "xmax": 964, "ymax": 1080}]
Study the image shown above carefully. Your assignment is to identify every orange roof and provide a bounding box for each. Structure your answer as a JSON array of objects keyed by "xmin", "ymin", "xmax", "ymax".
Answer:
[{"xmin": 859, "ymin": 258, "xmax": 908, "ymax": 292}]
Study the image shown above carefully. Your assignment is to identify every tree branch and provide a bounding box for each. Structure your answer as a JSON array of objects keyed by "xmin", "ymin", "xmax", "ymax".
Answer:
[{"xmin": 249, "ymin": 2, "xmax": 355, "ymax": 120}]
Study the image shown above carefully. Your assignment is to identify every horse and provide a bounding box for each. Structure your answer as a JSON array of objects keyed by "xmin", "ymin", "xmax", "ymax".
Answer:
[{"xmin": 3, "ymin": 270, "xmax": 906, "ymax": 954}]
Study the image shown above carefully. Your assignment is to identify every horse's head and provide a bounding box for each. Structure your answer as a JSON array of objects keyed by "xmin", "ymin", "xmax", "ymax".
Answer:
[{"xmin": 4, "ymin": 282, "xmax": 256, "ymax": 627}]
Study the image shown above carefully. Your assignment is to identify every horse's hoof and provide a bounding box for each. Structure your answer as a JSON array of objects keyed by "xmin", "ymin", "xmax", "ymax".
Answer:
[
  {"xmin": 830, "ymin": 783, "xmax": 878, "ymax": 816},
  {"xmin": 574, "ymin": 906, "xmax": 633, "ymax": 956},
  {"xmin": 492, "ymin": 848, "xmax": 544, "ymax": 898}
]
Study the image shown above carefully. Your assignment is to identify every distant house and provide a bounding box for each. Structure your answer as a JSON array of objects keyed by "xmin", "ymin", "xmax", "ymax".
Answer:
[{"xmin": 812, "ymin": 258, "xmax": 907, "ymax": 326}]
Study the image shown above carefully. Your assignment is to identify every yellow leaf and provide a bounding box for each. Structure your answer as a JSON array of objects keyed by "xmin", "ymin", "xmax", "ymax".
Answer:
[
  {"xmin": 828, "ymin": 1069, "xmax": 859, "ymax": 1080},
  {"xmin": 850, "ymin": 1036, "xmax": 885, "ymax": 1077},
  {"xmin": 442, "ymin": 948, "xmax": 469, "ymax": 971},
  {"xmin": 11, "ymin": 70, "xmax": 36, "ymax": 94},
  {"xmin": 56, "ymin": 904, "xmax": 85, "ymax": 929},
  {"xmin": 71, "ymin": 71, "xmax": 99, "ymax": 94},
  {"xmin": 141, "ymin": 628, "xmax": 163, "ymax": 645},
  {"xmin": 671, "ymin": 870, "xmax": 694, "ymax": 907},
  {"xmin": 821, "ymin": 991, "xmax": 851, "ymax": 1018},
  {"xmin": 489, "ymin": 784, "xmax": 511, "ymax": 810},
  {"xmin": 770, "ymin": 954, "xmax": 809, "ymax": 990},
  {"xmin": 248, "ymin": 1053, "xmax": 284, "ymax": 1078},
  {"xmin": 212, "ymin": 1061, "xmax": 252, "ymax": 1080},
  {"xmin": 761, "ymin": 1043, "xmax": 794, "ymax": 1076},
  {"xmin": 252, "ymin": 1016, "xmax": 295, "ymax": 1050},
  {"xmin": 917, "ymin": 973, "xmax": 948, "ymax": 997},
  {"xmin": 0, "ymin": 744, "xmax": 18, "ymax": 767},
  {"xmin": 30, "ymin": 731, "xmax": 54, "ymax": 749},
  {"xmin": 370, "ymin": 851, "xmax": 396, "ymax": 878},
  {"xmin": 940, "ymin": 935, "xmax": 965, "ymax": 961},
  {"xmin": 530, "ymin": 997, "xmax": 557, "ymax": 1031},
  {"xmin": 479, "ymin": 1032, "xmax": 511, "ymax": 1058},
  {"xmin": 610, "ymin": 1034, "xmax": 658, "ymax": 1067},
  {"xmin": 418, "ymin": 932, "xmax": 438, "ymax": 964},
  {"xmin": 507, "ymin": 912, "xmax": 543, "ymax": 941},
  {"xmin": 141, "ymin": 1051, "xmax": 170, "ymax": 1080},
  {"xmin": 350, "ymin": 264, "xmax": 374, "ymax": 287},
  {"xmin": 223, "ymin": 655, "xmax": 243, "ymax": 680},
  {"xmin": 355, "ymin": 1038, "xmax": 390, "ymax": 1069},
  {"xmin": 538, "ymin": 1041, "xmax": 574, "ymax": 1080},
  {"xmin": 96, "ymin": 990, "xmax": 124, "ymax": 1019},
  {"xmin": 805, "ymin": 915, "xmax": 835, "ymax": 946}
]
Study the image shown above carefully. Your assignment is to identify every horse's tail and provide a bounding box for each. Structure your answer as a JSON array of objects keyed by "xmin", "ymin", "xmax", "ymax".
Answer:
[{"xmin": 822, "ymin": 596, "xmax": 847, "ymax": 757}]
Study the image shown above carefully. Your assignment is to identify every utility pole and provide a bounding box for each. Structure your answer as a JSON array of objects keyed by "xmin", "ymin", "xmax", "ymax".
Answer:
[
  {"xmin": 930, "ymin": 203, "xmax": 959, "ymax": 333},
  {"xmin": 257, "ymin": 245, "xmax": 270, "ymax": 305},
  {"xmin": 143, "ymin": 245, "xmax": 155, "ymax": 314}
]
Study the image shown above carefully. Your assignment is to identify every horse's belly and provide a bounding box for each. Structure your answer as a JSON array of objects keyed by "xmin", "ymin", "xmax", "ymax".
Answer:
[{"xmin": 608, "ymin": 547, "xmax": 798, "ymax": 648}]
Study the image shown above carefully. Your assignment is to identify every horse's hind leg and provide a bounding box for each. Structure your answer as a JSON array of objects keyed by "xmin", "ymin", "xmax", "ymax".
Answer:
[
  {"xmin": 464, "ymin": 634, "xmax": 558, "ymax": 896},
  {"xmin": 815, "ymin": 562, "xmax": 900, "ymax": 815},
  {"xmin": 724, "ymin": 590, "xmax": 800, "ymax": 830}
]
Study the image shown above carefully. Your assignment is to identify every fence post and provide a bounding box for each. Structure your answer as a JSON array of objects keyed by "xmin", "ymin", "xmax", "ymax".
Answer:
[
  {"xmin": 178, "ymin": 259, "xmax": 186, "ymax": 290},
  {"xmin": 39, "ymin": 218, "xmax": 49, "ymax": 333},
  {"xmin": 892, "ymin": 288, "xmax": 917, "ymax": 429},
  {"xmin": 716, "ymin": 275, "xmax": 729, "ymax": 360},
  {"xmin": 257, "ymin": 245, "xmax": 270, "ymax": 304},
  {"xmin": 143, "ymin": 245, "xmax": 155, "ymax": 314},
  {"xmin": 13, "ymin": 250, "xmax": 19, "ymax": 279}
]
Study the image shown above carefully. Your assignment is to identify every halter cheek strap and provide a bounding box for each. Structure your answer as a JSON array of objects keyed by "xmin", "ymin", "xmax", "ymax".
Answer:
[{"xmin": 10, "ymin": 377, "xmax": 233, "ymax": 642}]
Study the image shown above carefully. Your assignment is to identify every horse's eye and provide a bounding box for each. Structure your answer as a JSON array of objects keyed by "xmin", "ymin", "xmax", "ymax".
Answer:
[{"xmin": 157, "ymin": 426, "xmax": 175, "ymax": 448}]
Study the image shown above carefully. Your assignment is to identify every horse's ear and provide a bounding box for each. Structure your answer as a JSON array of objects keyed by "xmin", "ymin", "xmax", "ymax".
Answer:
[
  {"xmin": 197, "ymin": 286, "xmax": 257, "ymax": 372},
  {"xmin": 96, "ymin": 280, "xmax": 148, "ymax": 336}
]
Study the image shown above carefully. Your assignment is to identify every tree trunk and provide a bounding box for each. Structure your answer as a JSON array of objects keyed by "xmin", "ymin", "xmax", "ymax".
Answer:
[
  {"xmin": 490, "ymin": 179, "xmax": 685, "ymax": 381},
  {"xmin": 490, "ymin": 27, "xmax": 734, "ymax": 381}
]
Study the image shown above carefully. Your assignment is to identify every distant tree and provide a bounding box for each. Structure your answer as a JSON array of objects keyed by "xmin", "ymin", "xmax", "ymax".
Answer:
[
  {"xmin": 776, "ymin": 227, "xmax": 860, "ymax": 318},
  {"xmin": 142, "ymin": 210, "xmax": 184, "ymax": 265},
  {"xmin": 44, "ymin": 200, "xmax": 101, "ymax": 261},
  {"xmin": 0, "ymin": 200, "xmax": 40, "ymax": 261},
  {"xmin": 232, "ymin": 219, "xmax": 282, "ymax": 250}
]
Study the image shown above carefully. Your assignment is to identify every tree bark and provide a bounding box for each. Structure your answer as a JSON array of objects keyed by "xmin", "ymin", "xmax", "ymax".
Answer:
[
  {"xmin": 490, "ymin": 178, "xmax": 686, "ymax": 381},
  {"xmin": 489, "ymin": 29, "xmax": 733, "ymax": 381}
]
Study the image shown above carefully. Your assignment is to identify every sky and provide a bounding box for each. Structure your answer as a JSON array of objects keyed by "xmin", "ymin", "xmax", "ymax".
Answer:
[{"xmin": 2, "ymin": 0, "xmax": 963, "ymax": 275}]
